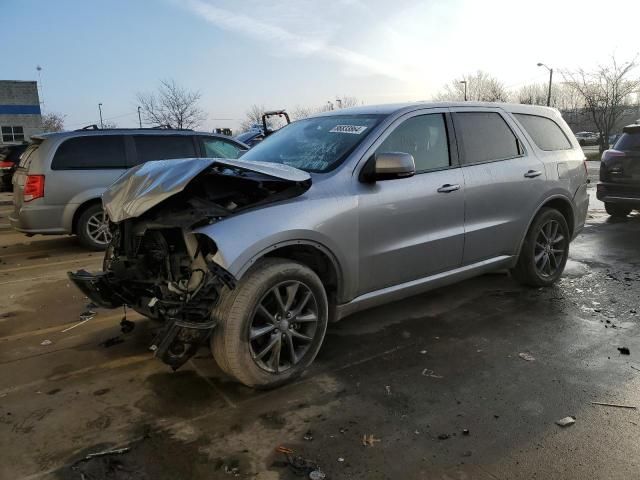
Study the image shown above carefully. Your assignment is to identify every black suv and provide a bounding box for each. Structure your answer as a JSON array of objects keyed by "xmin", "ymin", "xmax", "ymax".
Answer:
[{"xmin": 597, "ymin": 124, "xmax": 640, "ymax": 217}]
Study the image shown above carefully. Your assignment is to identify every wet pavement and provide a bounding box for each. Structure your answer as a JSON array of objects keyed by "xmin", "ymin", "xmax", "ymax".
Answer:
[{"xmin": 1, "ymin": 167, "xmax": 640, "ymax": 479}]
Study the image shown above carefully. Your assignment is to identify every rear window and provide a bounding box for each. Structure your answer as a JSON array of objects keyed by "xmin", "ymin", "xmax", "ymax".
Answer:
[
  {"xmin": 52, "ymin": 136, "xmax": 127, "ymax": 170},
  {"xmin": 513, "ymin": 114, "xmax": 572, "ymax": 151},
  {"xmin": 133, "ymin": 135, "xmax": 197, "ymax": 165},
  {"xmin": 453, "ymin": 112, "xmax": 521, "ymax": 164},
  {"xmin": 614, "ymin": 132, "xmax": 640, "ymax": 151}
]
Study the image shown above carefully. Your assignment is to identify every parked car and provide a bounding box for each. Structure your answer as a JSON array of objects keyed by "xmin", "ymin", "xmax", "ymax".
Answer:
[
  {"xmin": 0, "ymin": 143, "xmax": 28, "ymax": 191},
  {"xmin": 234, "ymin": 110, "xmax": 291, "ymax": 148},
  {"xmin": 574, "ymin": 131, "xmax": 600, "ymax": 146},
  {"xmin": 70, "ymin": 102, "xmax": 589, "ymax": 388},
  {"xmin": 9, "ymin": 127, "xmax": 248, "ymax": 249},
  {"xmin": 597, "ymin": 124, "xmax": 640, "ymax": 217}
]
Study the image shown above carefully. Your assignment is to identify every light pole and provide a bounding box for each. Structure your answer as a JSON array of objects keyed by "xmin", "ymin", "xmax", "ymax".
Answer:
[
  {"xmin": 537, "ymin": 63, "xmax": 553, "ymax": 107},
  {"xmin": 36, "ymin": 65, "xmax": 45, "ymax": 111},
  {"xmin": 98, "ymin": 103, "xmax": 103, "ymax": 128},
  {"xmin": 137, "ymin": 106, "xmax": 142, "ymax": 128},
  {"xmin": 459, "ymin": 80, "xmax": 467, "ymax": 101}
]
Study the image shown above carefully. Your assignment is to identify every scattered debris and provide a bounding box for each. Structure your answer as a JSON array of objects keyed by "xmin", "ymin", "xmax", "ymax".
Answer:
[
  {"xmin": 618, "ymin": 347, "xmax": 631, "ymax": 355},
  {"xmin": 120, "ymin": 319, "xmax": 135, "ymax": 334},
  {"xmin": 99, "ymin": 336, "xmax": 124, "ymax": 348},
  {"xmin": 385, "ymin": 385, "xmax": 392, "ymax": 395},
  {"xmin": 518, "ymin": 352, "xmax": 535, "ymax": 362},
  {"xmin": 420, "ymin": 350, "xmax": 427, "ymax": 354},
  {"xmin": 462, "ymin": 429, "xmax": 470, "ymax": 436},
  {"xmin": 79, "ymin": 310, "xmax": 96, "ymax": 321},
  {"xmin": 421, "ymin": 368, "xmax": 443, "ymax": 378},
  {"xmin": 303, "ymin": 430, "xmax": 314, "ymax": 441},
  {"xmin": 591, "ymin": 401, "xmax": 637, "ymax": 409},
  {"xmin": 40, "ymin": 339, "xmax": 52, "ymax": 346},
  {"xmin": 83, "ymin": 447, "xmax": 130, "ymax": 461},
  {"xmin": 438, "ymin": 433, "xmax": 450, "ymax": 440},
  {"xmin": 275, "ymin": 446, "xmax": 323, "ymax": 478},
  {"xmin": 555, "ymin": 416, "xmax": 576, "ymax": 427},
  {"xmin": 61, "ymin": 317, "xmax": 92, "ymax": 333},
  {"xmin": 362, "ymin": 434, "xmax": 380, "ymax": 447},
  {"xmin": 337, "ymin": 457, "xmax": 345, "ymax": 463}
]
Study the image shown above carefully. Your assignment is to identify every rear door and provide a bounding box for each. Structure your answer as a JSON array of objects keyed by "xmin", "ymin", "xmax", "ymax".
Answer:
[
  {"xmin": 357, "ymin": 111, "xmax": 465, "ymax": 295},
  {"xmin": 451, "ymin": 108, "xmax": 546, "ymax": 264}
]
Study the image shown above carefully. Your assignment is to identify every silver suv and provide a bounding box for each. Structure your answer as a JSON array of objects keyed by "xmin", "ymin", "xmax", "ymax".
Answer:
[
  {"xmin": 70, "ymin": 102, "xmax": 589, "ymax": 388},
  {"xmin": 10, "ymin": 128, "xmax": 247, "ymax": 249}
]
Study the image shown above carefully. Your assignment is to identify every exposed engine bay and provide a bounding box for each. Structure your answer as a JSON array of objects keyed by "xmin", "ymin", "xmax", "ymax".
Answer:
[{"xmin": 69, "ymin": 158, "xmax": 311, "ymax": 369}]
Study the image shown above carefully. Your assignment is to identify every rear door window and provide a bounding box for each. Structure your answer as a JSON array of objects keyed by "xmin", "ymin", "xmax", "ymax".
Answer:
[
  {"xmin": 453, "ymin": 112, "xmax": 521, "ymax": 164},
  {"xmin": 52, "ymin": 136, "xmax": 127, "ymax": 170},
  {"xmin": 513, "ymin": 114, "xmax": 571, "ymax": 151},
  {"xmin": 133, "ymin": 135, "xmax": 197, "ymax": 165},
  {"xmin": 201, "ymin": 137, "xmax": 244, "ymax": 159}
]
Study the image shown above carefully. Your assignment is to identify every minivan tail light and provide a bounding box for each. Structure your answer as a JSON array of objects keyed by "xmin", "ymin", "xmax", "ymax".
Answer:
[
  {"xmin": 0, "ymin": 161, "xmax": 13, "ymax": 169},
  {"xmin": 23, "ymin": 174, "xmax": 45, "ymax": 201}
]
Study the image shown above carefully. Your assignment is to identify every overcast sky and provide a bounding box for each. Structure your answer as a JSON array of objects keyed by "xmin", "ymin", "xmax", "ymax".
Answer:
[{"xmin": 2, "ymin": 0, "xmax": 639, "ymax": 131}]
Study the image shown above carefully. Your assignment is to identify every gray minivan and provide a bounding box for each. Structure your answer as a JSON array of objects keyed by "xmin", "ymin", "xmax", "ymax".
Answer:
[{"xmin": 10, "ymin": 128, "xmax": 247, "ymax": 249}]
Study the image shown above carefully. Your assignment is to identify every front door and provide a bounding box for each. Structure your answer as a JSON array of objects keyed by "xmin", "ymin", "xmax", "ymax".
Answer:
[{"xmin": 357, "ymin": 112, "xmax": 465, "ymax": 295}]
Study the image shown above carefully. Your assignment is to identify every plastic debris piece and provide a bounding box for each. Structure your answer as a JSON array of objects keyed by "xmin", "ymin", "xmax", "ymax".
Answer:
[
  {"xmin": 84, "ymin": 447, "xmax": 130, "ymax": 460},
  {"xmin": 421, "ymin": 368, "xmax": 443, "ymax": 378},
  {"xmin": 362, "ymin": 434, "xmax": 380, "ymax": 447},
  {"xmin": 555, "ymin": 416, "xmax": 576, "ymax": 427},
  {"xmin": 337, "ymin": 457, "xmax": 345, "ymax": 462},
  {"xmin": 420, "ymin": 350, "xmax": 427, "ymax": 354},
  {"xmin": 462, "ymin": 429, "xmax": 470, "ymax": 436},
  {"xmin": 591, "ymin": 401, "xmax": 637, "ymax": 409},
  {"xmin": 40, "ymin": 339, "xmax": 52, "ymax": 346},
  {"xmin": 618, "ymin": 347, "xmax": 631, "ymax": 355},
  {"xmin": 303, "ymin": 430, "xmax": 313, "ymax": 441},
  {"xmin": 309, "ymin": 470, "xmax": 326, "ymax": 480},
  {"xmin": 79, "ymin": 310, "xmax": 96, "ymax": 321},
  {"xmin": 385, "ymin": 385, "xmax": 392, "ymax": 395},
  {"xmin": 519, "ymin": 352, "xmax": 535, "ymax": 361},
  {"xmin": 148, "ymin": 297, "xmax": 158, "ymax": 307}
]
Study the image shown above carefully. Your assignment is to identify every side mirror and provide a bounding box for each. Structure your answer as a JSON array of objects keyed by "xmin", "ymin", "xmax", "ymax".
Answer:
[{"xmin": 360, "ymin": 152, "xmax": 416, "ymax": 182}]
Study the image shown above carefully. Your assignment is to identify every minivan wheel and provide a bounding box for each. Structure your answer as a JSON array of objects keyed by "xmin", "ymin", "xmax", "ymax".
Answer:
[
  {"xmin": 511, "ymin": 208, "xmax": 570, "ymax": 287},
  {"xmin": 604, "ymin": 203, "xmax": 631, "ymax": 218},
  {"xmin": 211, "ymin": 258, "xmax": 328, "ymax": 389},
  {"xmin": 76, "ymin": 204, "xmax": 112, "ymax": 250}
]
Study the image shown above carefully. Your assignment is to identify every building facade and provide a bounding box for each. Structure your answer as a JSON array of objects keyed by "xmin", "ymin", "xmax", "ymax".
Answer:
[{"xmin": 0, "ymin": 80, "xmax": 43, "ymax": 145}]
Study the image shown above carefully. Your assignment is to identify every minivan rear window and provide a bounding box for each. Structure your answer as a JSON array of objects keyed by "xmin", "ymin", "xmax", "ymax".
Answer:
[
  {"xmin": 133, "ymin": 135, "xmax": 197, "ymax": 164},
  {"xmin": 52, "ymin": 136, "xmax": 127, "ymax": 170},
  {"xmin": 513, "ymin": 114, "xmax": 572, "ymax": 151},
  {"xmin": 614, "ymin": 132, "xmax": 640, "ymax": 151}
]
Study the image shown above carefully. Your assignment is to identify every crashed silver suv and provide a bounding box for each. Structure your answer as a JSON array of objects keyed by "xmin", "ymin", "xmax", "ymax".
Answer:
[{"xmin": 70, "ymin": 102, "xmax": 589, "ymax": 388}]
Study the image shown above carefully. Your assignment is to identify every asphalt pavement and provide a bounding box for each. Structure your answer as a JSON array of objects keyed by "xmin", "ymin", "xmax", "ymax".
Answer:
[{"xmin": 1, "ymin": 168, "xmax": 640, "ymax": 480}]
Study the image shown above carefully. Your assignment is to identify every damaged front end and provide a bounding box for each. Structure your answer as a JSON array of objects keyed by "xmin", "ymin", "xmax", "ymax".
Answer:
[{"xmin": 69, "ymin": 157, "xmax": 311, "ymax": 369}]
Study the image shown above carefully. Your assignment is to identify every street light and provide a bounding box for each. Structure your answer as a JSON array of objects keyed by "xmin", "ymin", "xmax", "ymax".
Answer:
[
  {"xmin": 459, "ymin": 80, "xmax": 467, "ymax": 101},
  {"xmin": 137, "ymin": 106, "xmax": 142, "ymax": 128},
  {"xmin": 537, "ymin": 62, "xmax": 553, "ymax": 107},
  {"xmin": 98, "ymin": 103, "xmax": 103, "ymax": 129}
]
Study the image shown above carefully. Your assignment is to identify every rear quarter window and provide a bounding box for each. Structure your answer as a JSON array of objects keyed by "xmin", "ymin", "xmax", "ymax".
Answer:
[
  {"xmin": 513, "ymin": 114, "xmax": 572, "ymax": 151},
  {"xmin": 52, "ymin": 136, "xmax": 127, "ymax": 170}
]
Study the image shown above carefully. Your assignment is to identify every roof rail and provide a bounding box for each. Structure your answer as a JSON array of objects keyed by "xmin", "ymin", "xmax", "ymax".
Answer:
[{"xmin": 76, "ymin": 124, "xmax": 100, "ymax": 131}]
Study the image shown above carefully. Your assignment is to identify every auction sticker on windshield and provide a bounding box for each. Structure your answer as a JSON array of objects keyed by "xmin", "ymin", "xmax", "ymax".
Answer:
[{"xmin": 329, "ymin": 125, "xmax": 368, "ymax": 134}]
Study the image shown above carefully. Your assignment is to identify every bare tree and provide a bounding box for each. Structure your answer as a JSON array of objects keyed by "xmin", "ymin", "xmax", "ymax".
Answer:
[
  {"xmin": 563, "ymin": 57, "xmax": 640, "ymax": 150},
  {"xmin": 513, "ymin": 83, "xmax": 549, "ymax": 105},
  {"xmin": 435, "ymin": 71, "xmax": 508, "ymax": 102},
  {"xmin": 239, "ymin": 105, "xmax": 267, "ymax": 132},
  {"xmin": 101, "ymin": 121, "xmax": 118, "ymax": 129},
  {"xmin": 41, "ymin": 112, "xmax": 65, "ymax": 132},
  {"xmin": 290, "ymin": 97, "xmax": 362, "ymax": 121},
  {"xmin": 136, "ymin": 79, "xmax": 206, "ymax": 129}
]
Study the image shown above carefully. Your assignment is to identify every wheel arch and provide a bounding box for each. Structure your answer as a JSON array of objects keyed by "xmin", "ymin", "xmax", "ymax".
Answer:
[
  {"xmin": 516, "ymin": 195, "xmax": 575, "ymax": 257},
  {"xmin": 71, "ymin": 198, "xmax": 102, "ymax": 234}
]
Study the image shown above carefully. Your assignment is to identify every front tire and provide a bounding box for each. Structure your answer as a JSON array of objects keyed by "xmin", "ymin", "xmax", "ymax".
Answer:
[
  {"xmin": 605, "ymin": 203, "xmax": 631, "ymax": 218},
  {"xmin": 511, "ymin": 208, "xmax": 570, "ymax": 287},
  {"xmin": 76, "ymin": 204, "xmax": 112, "ymax": 251},
  {"xmin": 211, "ymin": 258, "xmax": 328, "ymax": 388}
]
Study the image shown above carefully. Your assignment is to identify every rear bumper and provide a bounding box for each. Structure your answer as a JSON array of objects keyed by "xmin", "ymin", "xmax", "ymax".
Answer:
[
  {"xmin": 8, "ymin": 203, "xmax": 68, "ymax": 234},
  {"xmin": 596, "ymin": 182, "xmax": 640, "ymax": 207}
]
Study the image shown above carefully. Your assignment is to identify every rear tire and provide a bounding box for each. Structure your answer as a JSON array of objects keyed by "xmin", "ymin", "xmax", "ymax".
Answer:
[
  {"xmin": 211, "ymin": 258, "xmax": 328, "ymax": 389},
  {"xmin": 605, "ymin": 203, "xmax": 631, "ymax": 218},
  {"xmin": 76, "ymin": 204, "xmax": 111, "ymax": 251},
  {"xmin": 511, "ymin": 208, "xmax": 570, "ymax": 287}
]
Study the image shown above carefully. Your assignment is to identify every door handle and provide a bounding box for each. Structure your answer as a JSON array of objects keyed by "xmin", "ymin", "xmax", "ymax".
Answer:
[
  {"xmin": 524, "ymin": 170, "xmax": 543, "ymax": 178},
  {"xmin": 437, "ymin": 183, "xmax": 460, "ymax": 193}
]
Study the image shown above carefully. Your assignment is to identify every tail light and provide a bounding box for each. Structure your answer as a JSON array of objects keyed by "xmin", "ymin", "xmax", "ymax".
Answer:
[
  {"xmin": 0, "ymin": 161, "xmax": 13, "ymax": 170},
  {"xmin": 601, "ymin": 149, "xmax": 625, "ymax": 162},
  {"xmin": 23, "ymin": 174, "xmax": 45, "ymax": 202}
]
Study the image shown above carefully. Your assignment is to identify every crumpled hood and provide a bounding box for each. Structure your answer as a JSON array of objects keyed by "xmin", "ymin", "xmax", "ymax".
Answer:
[{"xmin": 102, "ymin": 157, "xmax": 311, "ymax": 223}]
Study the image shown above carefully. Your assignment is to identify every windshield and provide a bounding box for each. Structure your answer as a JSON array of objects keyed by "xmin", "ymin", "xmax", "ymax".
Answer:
[{"xmin": 240, "ymin": 114, "xmax": 384, "ymax": 172}]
